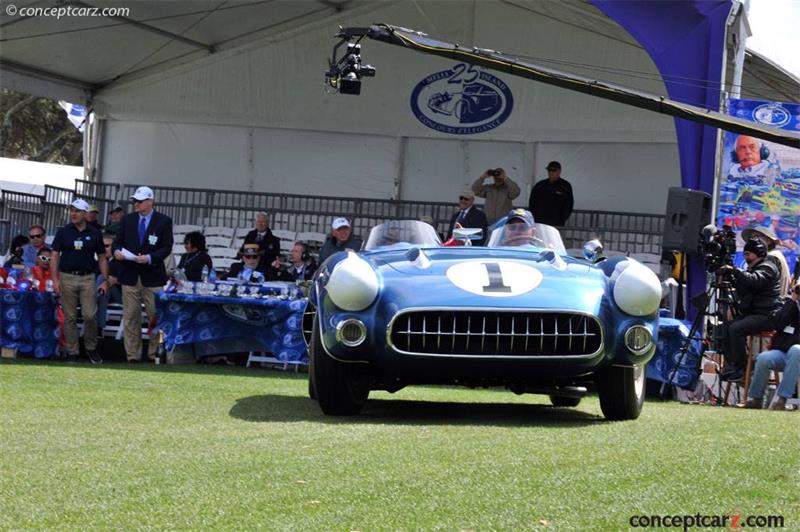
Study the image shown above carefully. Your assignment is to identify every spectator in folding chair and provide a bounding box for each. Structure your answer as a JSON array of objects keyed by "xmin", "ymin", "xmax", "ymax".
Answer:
[
  {"xmin": 97, "ymin": 235, "xmax": 122, "ymax": 332},
  {"xmin": 22, "ymin": 224, "xmax": 48, "ymax": 268},
  {"xmin": 223, "ymin": 243, "xmax": 269, "ymax": 282},
  {"xmin": 50, "ymin": 199, "xmax": 109, "ymax": 364},
  {"xmin": 742, "ymin": 283, "xmax": 800, "ymax": 411},
  {"xmin": 177, "ymin": 231, "xmax": 213, "ymax": 282},
  {"xmin": 240, "ymin": 212, "xmax": 280, "ymax": 271},
  {"xmin": 112, "ymin": 186, "xmax": 174, "ymax": 363},
  {"xmin": 276, "ymin": 242, "xmax": 317, "ymax": 282},
  {"xmin": 319, "ymin": 217, "xmax": 362, "ymax": 263},
  {"xmin": 30, "ymin": 247, "xmax": 53, "ymax": 291}
]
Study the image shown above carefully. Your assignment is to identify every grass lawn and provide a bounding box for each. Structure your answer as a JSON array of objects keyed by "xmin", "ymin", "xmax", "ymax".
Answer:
[{"xmin": 1, "ymin": 360, "xmax": 797, "ymax": 530}]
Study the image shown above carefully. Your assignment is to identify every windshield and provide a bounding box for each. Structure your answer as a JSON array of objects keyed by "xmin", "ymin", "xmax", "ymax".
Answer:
[
  {"xmin": 364, "ymin": 220, "xmax": 442, "ymax": 250},
  {"xmin": 487, "ymin": 221, "xmax": 567, "ymax": 255}
]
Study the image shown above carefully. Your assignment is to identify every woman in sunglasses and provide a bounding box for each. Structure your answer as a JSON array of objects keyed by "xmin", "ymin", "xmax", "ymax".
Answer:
[{"xmin": 31, "ymin": 247, "xmax": 53, "ymax": 291}]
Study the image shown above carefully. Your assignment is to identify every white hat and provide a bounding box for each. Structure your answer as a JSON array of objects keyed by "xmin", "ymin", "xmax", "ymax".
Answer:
[
  {"xmin": 70, "ymin": 199, "xmax": 90, "ymax": 211},
  {"xmin": 331, "ymin": 217, "xmax": 351, "ymax": 230},
  {"xmin": 130, "ymin": 186, "xmax": 154, "ymax": 201}
]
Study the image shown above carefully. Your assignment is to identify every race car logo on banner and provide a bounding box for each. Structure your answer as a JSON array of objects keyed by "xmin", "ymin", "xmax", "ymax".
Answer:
[{"xmin": 410, "ymin": 62, "xmax": 513, "ymax": 135}]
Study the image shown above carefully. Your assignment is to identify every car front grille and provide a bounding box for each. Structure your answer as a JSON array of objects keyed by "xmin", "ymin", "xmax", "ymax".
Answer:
[{"xmin": 389, "ymin": 310, "xmax": 602, "ymax": 357}]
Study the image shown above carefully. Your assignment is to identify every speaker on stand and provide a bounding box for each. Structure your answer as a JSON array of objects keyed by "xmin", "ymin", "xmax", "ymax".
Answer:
[{"xmin": 662, "ymin": 187, "xmax": 712, "ymax": 319}]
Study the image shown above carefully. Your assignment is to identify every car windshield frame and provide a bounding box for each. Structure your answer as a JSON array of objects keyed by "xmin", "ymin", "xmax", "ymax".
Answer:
[
  {"xmin": 487, "ymin": 222, "xmax": 567, "ymax": 255},
  {"xmin": 364, "ymin": 220, "xmax": 442, "ymax": 250}
]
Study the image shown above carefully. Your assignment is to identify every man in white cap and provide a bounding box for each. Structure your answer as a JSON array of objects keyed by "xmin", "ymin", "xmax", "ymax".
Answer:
[
  {"xmin": 318, "ymin": 217, "xmax": 362, "ymax": 263},
  {"xmin": 50, "ymin": 198, "xmax": 109, "ymax": 364},
  {"xmin": 112, "ymin": 186, "xmax": 174, "ymax": 362}
]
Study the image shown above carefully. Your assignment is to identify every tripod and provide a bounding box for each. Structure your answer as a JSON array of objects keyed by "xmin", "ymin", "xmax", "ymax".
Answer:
[{"xmin": 665, "ymin": 270, "xmax": 739, "ymax": 401}]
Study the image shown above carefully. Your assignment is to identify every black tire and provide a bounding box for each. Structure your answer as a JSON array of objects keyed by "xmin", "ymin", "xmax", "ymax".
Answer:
[
  {"xmin": 310, "ymin": 315, "xmax": 369, "ymax": 415},
  {"xmin": 597, "ymin": 364, "xmax": 645, "ymax": 420},
  {"xmin": 549, "ymin": 395, "xmax": 581, "ymax": 407},
  {"xmin": 307, "ymin": 366, "xmax": 317, "ymax": 400}
]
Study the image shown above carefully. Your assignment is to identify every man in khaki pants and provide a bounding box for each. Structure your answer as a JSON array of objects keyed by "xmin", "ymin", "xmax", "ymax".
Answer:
[
  {"xmin": 50, "ymin": 199, "xmax": 109, "ymax": 363},
  {"xmin": 112, "ymin": 186, "xmax": 173, "ymax": 362}
]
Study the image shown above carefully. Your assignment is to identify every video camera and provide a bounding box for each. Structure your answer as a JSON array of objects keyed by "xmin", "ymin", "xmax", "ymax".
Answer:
[
  {"xmin": 325, "ymin": 40, "xmax": 376, "ymax": 96},
  {"xmin": 701, "ymin": 224, "xmax": 737, "ymax": 273}
]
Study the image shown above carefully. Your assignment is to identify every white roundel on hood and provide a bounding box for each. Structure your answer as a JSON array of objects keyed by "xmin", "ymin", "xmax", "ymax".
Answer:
[{"xmin": 446, "ymin": 260, "xmax": 543, "ymax": 297}]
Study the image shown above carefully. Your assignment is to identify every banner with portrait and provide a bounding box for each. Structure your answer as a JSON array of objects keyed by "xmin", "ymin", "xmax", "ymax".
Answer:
[{"xmin": 717, "ymin": 99, "xmax": 800, "ymax": 271}]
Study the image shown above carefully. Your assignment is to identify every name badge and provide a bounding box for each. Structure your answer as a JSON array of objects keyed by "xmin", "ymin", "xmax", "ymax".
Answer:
[
  {"xmin": 783, "ymin": 326, "xmax": 795, "ymax": 334},
  {"xmin": 148, "ymin": 234, "xmax": 158, "ymax": 245},
  {"xmin": 74, "ymin": 240, "xmax": 84, "ymax": 250}
]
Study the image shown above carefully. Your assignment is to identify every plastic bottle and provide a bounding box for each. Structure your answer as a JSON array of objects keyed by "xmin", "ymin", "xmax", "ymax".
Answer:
[
  {"xmin": 201, "ymin": 265, "xmax": 209, "ymax": 283},
  {"xmin": 45, "ymin": 279, "xmax": 54, "ymax": 292},
  {"xmin": 208, "ymin": 267, "xmax": 217, "ymax": 283}
]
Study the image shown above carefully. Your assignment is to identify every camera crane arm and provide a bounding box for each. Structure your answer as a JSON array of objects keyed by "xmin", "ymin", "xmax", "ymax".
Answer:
[{"xmin": 327, "ymin": 24, "xmax": 800, "ymax": 150}]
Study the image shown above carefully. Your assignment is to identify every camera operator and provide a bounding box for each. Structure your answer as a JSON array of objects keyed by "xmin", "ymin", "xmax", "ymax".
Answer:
[
  {"xmin": 742, "ymin": 226, "xmax": 791, "ymax": 294},
  {"xmin": 718, "ymin": 238, "xmax": 783, "ymax": 382},
  {"xmin": 742, "ymin": 282, "xmax": 800, "ymax": 410}
]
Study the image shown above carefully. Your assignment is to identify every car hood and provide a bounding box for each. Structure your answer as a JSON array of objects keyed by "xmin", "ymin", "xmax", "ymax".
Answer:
[{"xmin": 363, "ymin": 246, "xmax": 609, "ymax": 315}]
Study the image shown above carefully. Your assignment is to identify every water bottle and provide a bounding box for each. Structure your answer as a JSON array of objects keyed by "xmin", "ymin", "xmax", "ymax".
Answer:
[
  {"xmin": 208, "ymin": 267, "xmax": 217, "ymax": 283},
  {"xmin": 45, "ymin": 279, "xmax": 54, "ymax": 292},
  {"xmin": 201, "ymin": 265, "xmax": 209, "ymax": 283}
]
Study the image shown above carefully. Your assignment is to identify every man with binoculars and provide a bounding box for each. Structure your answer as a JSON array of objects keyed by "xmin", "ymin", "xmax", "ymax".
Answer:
[
  {"xmin": 471, "ymin": 167, "xmax": 521, "ymax": 225},
  {"xmin": 717, "ymin": 238, "xmax": 783, "ymax": 382}
]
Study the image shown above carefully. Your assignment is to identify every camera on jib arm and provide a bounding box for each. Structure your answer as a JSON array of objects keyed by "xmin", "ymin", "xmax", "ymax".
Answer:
[{"xmin": 701, "ymin": 224, "xmax": 737, "ymax": 274}]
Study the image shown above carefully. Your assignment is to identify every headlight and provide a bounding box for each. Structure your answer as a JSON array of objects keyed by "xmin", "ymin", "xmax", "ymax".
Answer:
[
  {"xmin": 326, "ymin": 252, "xmax": 379, "ymax": 311},
  {"xmin": 612, "ymin": 260, "xmax": 661, "ymax": 316},
  {"xmin": 624, "ymin": 325, "xmax": 653, "ymax": 355}
]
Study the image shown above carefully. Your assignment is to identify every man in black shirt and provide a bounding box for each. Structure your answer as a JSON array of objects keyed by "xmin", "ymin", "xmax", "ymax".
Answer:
[
  {"xmin": 528, "ymin": 161, "xmax": 574, "ymax": 226},
  {"xmin": 241, "ymin": 212, "xmax": 280, "ymax": 270},
  {"xmin": 51, "ymin": 199, "xmax": 109, "ymax": 363}
]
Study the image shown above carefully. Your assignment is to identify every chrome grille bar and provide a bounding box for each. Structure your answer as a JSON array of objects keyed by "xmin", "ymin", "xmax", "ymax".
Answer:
[{"xmin": 390, "ymin": 310, "xmax": 602, "ymax": 357}]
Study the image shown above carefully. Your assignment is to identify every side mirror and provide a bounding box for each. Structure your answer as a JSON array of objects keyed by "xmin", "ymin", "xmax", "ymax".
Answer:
[
  {"xmin": 453, "ymin": 227, "xmax": 483, "ymax": 246},
  {"xmin": 583, "ymin": 239, "xmax": 605, "ymax": 262}
]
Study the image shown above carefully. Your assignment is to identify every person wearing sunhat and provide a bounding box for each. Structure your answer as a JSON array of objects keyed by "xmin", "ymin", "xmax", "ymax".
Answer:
[
  {"xmin": 112, "ymin": 186, "xmax": 174, "ymax": 363},
  {"xmin": 742, "ymin": 225, "xmax": 791, "ymax": 294},
  {"xmin": 447, "ymin": 189, "xmax": 488, "ymax": 246},
  {"xmin": 528, "ymin": 161, "xmax": 574, "ymax": 227},
  {"xmin": 50, "ymin": 198, "xmax": 109, "ymax": 364},
  {"xmin": 86, "ymin": 204, "xmax": 102, "ymax": 231},
  {"xmin": 318, "ymin": 217, "xmax": 362, "ymax": 263},
  {"xmin": 717, "ymin": 238, "xmax": 783, "ymax": 382},
  {"xmin": 222, "ymin": 243, "xmax": 268, "ymax": 282}
]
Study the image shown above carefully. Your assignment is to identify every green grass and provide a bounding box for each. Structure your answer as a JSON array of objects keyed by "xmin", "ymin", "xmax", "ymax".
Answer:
[{"xmin": 1, "ymin": 360, "xmax": 797, "ymax": 530}]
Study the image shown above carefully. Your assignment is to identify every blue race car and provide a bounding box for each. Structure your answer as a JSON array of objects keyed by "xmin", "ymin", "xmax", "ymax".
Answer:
[{"xmin": 305, "ymin": 215, "xmax": 661, "ymax": 420}]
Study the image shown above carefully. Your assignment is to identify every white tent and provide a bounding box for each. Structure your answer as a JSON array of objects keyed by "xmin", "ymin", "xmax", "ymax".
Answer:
[
  {"xmin": 0, "ymin": 157, "xmax": 81, "ymax": 194},
  {"xmin": 2, "ymin": 1, "xmax": 797, "ymax": 215}
]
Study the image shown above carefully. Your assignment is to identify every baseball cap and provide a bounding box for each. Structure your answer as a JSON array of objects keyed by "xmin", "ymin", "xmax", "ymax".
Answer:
[
  {"xmin": 546, "ymin": 161, "xmax": 561, "ymax": 170},
  {"xmin": 743, "ymin": 238, "xmax": 767, "ymax": 258},
  {"xmin": 88, "ymin": 204, "xmax": 99, "ymax": 213},
  {"xmin": 70, "ymin": 199, "xmax": 90, "ymax": 211},
  {"xmin": 332, "ymin": 217, "xmax": 351, "ymax": 230},
  {"xmin": 110, "ymin": 206, "xmax": 124, "ymax": 213},
  {"xmin": 242, "ymin": 243, "xmax": 261, "ymax": 256},
  {"xmin": 506, "ymin": 208, "xmax": 534, "ymax": 226},
  {"xmin": 130, "ymin": 186, "xmax": 154, "ymax": 201}
]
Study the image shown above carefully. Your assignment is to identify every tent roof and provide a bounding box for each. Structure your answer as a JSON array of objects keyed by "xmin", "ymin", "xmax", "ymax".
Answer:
[{"xmin": 1, "ymin": 0, "xmax": 797, "ymax": 105}]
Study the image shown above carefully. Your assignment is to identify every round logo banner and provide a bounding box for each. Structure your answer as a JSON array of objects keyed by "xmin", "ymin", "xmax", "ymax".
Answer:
[{"xmin": 411, "ymin": 62, "xmax": 513, "ymax": 135}]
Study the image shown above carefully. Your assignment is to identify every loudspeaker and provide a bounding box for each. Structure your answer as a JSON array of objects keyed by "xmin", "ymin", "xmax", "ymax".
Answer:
[{"xmin": 662, "ymin": 187, "xmax": 712, "ymax": 254}]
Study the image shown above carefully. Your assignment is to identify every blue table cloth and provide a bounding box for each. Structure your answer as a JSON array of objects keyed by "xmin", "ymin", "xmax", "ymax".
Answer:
[
  {"xmin": 646, "ymin": 317, "xmax": 702, "ymax": 390},
  {"xmin": 1, "ymin": 289, "xmax": 60, "ymax": 358},
  {"xmin": 156, "ymin": 292, "xmax": 308, "ymax": 363}
]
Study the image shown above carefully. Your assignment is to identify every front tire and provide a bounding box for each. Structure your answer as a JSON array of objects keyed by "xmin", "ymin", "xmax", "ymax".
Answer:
[
  {"xmin": 550, "ymin": 395, "xmax": 581, "ymax": 407},
  {"xmin": 597, "ymin": 364, "xmax": 645, "ymax": 420},
  {"xmin": 311, "ymin": 315, "xmax": 369, "ymax": 415}
]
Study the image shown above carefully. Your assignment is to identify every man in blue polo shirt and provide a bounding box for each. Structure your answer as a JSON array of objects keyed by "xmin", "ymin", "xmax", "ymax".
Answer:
[{"xmin": 51, "ymin": 199, "xmax": 109, "ymax": 364}]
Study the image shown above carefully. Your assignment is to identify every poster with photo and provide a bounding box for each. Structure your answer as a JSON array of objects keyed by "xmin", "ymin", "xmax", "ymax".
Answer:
[{"xmin": 717, "ymin": 98, "xmax": 800, "ymax": 271}]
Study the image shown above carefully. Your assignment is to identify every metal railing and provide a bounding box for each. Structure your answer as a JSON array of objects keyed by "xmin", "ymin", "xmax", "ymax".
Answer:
[{"xmin": 2, "ymin": 179, "xmax": 666, "ymax": 257}]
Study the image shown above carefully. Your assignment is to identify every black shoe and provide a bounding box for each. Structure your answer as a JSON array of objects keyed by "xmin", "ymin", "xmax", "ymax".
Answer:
[
  {"xmin": 87, "ymin": 350, "xmax": 102, "ymax": 365},
  {"xmin": 66, "ymin": 355, "xmax": 79, "ymax": 363}
]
